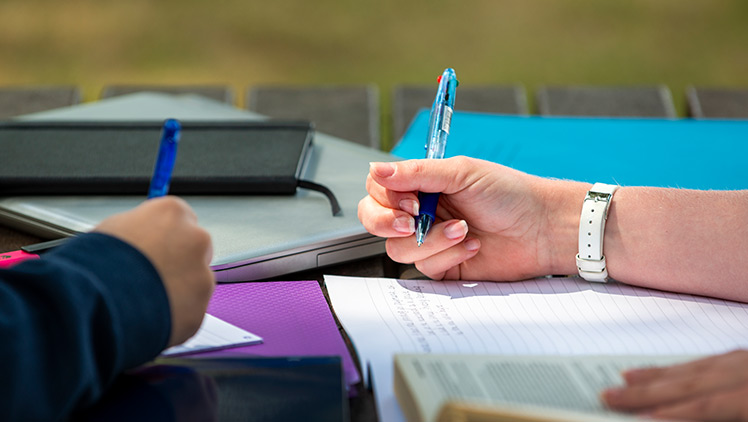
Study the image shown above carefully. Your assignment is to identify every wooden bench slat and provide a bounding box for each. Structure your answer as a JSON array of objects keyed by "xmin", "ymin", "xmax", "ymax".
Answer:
[
  {"xmin": 536, "ymin": 85, "xmax": 677, "ymax": 118},
  {"xmin": 101, "ymin": 85, "xmax": 234, "ymax": 104},
  {"xmin": 392, "ymin": 85, "xmax": 528, "ymax": 142},
  {"xmin": 0, "ymin": 86, "xmax": 81, "ymax": 118},
  {"xmin": 246, "ymin": 85, "xmax": 381, "ymax": 149},
  {"xmin": 687, "ymin": 87, "xmax": 748, "ymax": 119}
]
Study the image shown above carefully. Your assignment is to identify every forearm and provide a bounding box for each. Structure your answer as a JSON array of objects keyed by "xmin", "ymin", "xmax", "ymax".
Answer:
[
  {"xmin": 607, "ymin": 187, "xmax": 748, "ymax": 301},
  {"xmin": 548, "ymin": 183, "xmax": 748, "ymax": 302},
  {"xmin": 0, "ymin": 233, "xmax": 171, "ymax": 420}
]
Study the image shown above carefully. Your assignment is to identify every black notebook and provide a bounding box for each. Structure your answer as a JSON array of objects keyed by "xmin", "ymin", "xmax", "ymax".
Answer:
[
  {"xmin": 73, "ymin": 356, "xmax": 349, "ymax": 422},
  {"xmin": 0, "ymin": 120, "xmax": 313, "ymax": 196}
]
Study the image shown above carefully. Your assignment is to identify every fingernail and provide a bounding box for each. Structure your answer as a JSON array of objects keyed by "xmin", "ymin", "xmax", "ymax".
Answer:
[
  {"xmin": 464, "ymin": 238, "xmax": 480, "ymax": 252},
  {"xmin": 370, "ymin": 162, "xmax": 396, "ymax": 178},
  {"xmin": 622, "ymin": 368, "xmax": 647, "ymax": 382},
  {"xmin": 444, "ymin": 220, "xmax": 468, "ymax": 240},
  {"xmin": 602, "ymin": 388, "xmax": 622, "ymax": 401},
  {"xmin": 399, "ymin": 199, "xmax": 419, "ymax": 216},
  {"xmin": 393, "ymin": 216, "xmax": 415, "ymax": 234}
]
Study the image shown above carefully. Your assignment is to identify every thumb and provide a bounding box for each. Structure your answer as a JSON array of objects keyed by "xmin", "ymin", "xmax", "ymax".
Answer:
[{"xmin": 369, "ymin": 157, "xmax": 474, "ymax": 194}]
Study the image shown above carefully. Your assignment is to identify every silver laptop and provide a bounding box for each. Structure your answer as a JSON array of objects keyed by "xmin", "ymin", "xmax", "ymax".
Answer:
[{"xmin": 0, "ymin": 93, "xmax": 395, "ymax": 282}]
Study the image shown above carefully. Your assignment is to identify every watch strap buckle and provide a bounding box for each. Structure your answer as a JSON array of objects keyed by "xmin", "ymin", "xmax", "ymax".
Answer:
[{"xmin": 576, "ymin": 254, "xmax": 609, "ymax": 283}]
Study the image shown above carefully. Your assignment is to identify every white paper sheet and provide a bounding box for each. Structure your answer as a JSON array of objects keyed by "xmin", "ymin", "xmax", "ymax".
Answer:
[
  {"xmin": 324, "ymin": 275, "xmax": 748, "ymax": 422},
  {"xmin": 161, "ymin": 313, "xmax": 263, "ymax": 356}
]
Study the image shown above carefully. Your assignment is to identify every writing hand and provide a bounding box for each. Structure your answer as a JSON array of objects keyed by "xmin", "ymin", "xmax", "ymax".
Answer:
[
  {"xmin": 94, "ymin": 196, "xmax": 215, "ymax": 347},
  {"xmin": 358, "ymin": 156, "xmax": 587, "ymax": 281}
]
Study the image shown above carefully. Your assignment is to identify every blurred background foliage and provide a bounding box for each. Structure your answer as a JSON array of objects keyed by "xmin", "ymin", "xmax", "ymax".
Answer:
[{"xmin": 1, "ymin": 0, "xmax": 746, "ymax": 117}]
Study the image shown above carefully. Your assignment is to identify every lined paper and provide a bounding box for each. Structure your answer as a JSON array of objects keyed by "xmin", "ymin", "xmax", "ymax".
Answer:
[
  {"xmin": 324, "ymin": 275, "xmax": 748, "ymax": 422},
  {"xmin": 162, "ymin": 313, "xmax": 263, "ymax": 356}
]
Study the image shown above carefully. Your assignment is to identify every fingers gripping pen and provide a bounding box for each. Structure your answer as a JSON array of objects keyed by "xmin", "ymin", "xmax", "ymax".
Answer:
[{"xmin": 415, "ymin": 68, "xmax": 458, "ymax": 246}]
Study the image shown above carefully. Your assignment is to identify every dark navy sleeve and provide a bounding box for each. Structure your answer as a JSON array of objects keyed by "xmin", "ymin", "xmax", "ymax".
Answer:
[{"xmin": 0, "ymin": 232, "xmax": 172, "ymax": 421}]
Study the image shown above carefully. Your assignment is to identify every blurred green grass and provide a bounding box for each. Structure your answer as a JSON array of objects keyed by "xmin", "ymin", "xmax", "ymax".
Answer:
[{"xmin": 1, "ymin": 0, "xmax": 747, "ymax": 145}]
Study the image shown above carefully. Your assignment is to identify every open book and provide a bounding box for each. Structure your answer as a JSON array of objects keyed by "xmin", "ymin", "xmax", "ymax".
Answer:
[
  {"xmin": 325, "ymin": 275, "xmax": 748, "ymax": 421},
  {"xmin": 394, "ymin": 353, "xmax": 694, "ymax": 422}
]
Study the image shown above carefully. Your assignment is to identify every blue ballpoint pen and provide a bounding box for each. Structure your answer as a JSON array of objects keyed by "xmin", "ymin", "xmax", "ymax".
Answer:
[
  {"xmin": 147, "ymin": 118, "xmax": 181, "ymax": 199},
  {"xmin": 2, "ymin": 118, "xmax": 183, "ymax": 265},
  {"xmin": 416, "ymin": 68, "xmax": 458, "ymax": 246}
]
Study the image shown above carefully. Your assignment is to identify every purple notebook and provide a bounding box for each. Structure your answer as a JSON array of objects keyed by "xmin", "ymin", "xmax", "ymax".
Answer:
[{"xmin": 200, "ymin": 280, "xmax": 360, "ymax": 387}]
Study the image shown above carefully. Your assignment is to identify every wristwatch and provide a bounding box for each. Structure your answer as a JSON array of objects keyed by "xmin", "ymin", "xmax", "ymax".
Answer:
[{"xmin": 576, "ymin": 183, "xmax": 619, "ymax": 283}]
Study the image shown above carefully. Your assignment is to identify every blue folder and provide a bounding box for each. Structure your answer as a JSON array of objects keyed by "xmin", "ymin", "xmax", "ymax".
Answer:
[{"xmin": 392, "ymin": 110, "xmax": 748, "ymax": 190}]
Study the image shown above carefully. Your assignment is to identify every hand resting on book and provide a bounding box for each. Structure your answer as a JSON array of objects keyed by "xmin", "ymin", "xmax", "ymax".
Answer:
[{"xmin": 603, "ymin": 349, "xmax": 748, "ymax": 421}]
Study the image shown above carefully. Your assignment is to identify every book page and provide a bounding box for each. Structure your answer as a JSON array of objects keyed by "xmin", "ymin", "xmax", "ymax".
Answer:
[
  {"xmin": 395, "ymin": 354, "xmax": 696, "ymax": 422},
  {"xmin": 324, "ymin": 275, "xmax": 748, "ymax": 422},
  {"xmin": 162, "ymin": 313, "xmax": 263, "ymax": 357}
]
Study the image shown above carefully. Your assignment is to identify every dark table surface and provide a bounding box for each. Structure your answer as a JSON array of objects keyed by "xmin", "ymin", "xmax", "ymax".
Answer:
[{"xmin": 1, "ymin": 83, "xmax": 747, "ymax": 421}]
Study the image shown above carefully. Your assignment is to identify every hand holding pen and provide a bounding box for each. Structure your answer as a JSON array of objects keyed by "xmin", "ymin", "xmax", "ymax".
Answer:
[
  {"xmin": 416, "ymin": 68, "xmax": 458, "ymax": 246},
  {"xmin": 1, "ymin": 119, "xmax": 182, "ymax": 268}
]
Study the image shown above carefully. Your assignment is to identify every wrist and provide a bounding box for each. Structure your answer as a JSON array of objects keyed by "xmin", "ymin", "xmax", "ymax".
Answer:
[{"xmin": 541, "ymin": 180, "xmax": 592, "ymax": 276}]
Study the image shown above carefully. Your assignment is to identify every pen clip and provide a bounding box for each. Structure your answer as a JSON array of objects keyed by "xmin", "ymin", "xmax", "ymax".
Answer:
[{"xmin": 425, "ymin": 69, "xmax": 458, "ymax": 150}]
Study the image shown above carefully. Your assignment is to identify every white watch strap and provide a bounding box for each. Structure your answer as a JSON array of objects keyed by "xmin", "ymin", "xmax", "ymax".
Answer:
[{"xmin": 576, "ymin": 183, "xmax": 619, "ymax": 283}]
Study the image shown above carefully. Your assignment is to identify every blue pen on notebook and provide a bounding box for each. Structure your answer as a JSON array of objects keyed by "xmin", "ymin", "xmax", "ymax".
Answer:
[
  {"xmin": 416, "ymin": 68, "xmax": 458, "ymax": 246},
  {"xmin": 3, "ymin": 119, "xmax": 183, "ymax": 268},
  {"xmin": 147, "ymin": 119, "xmax": 181, "ymax": 199}
]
